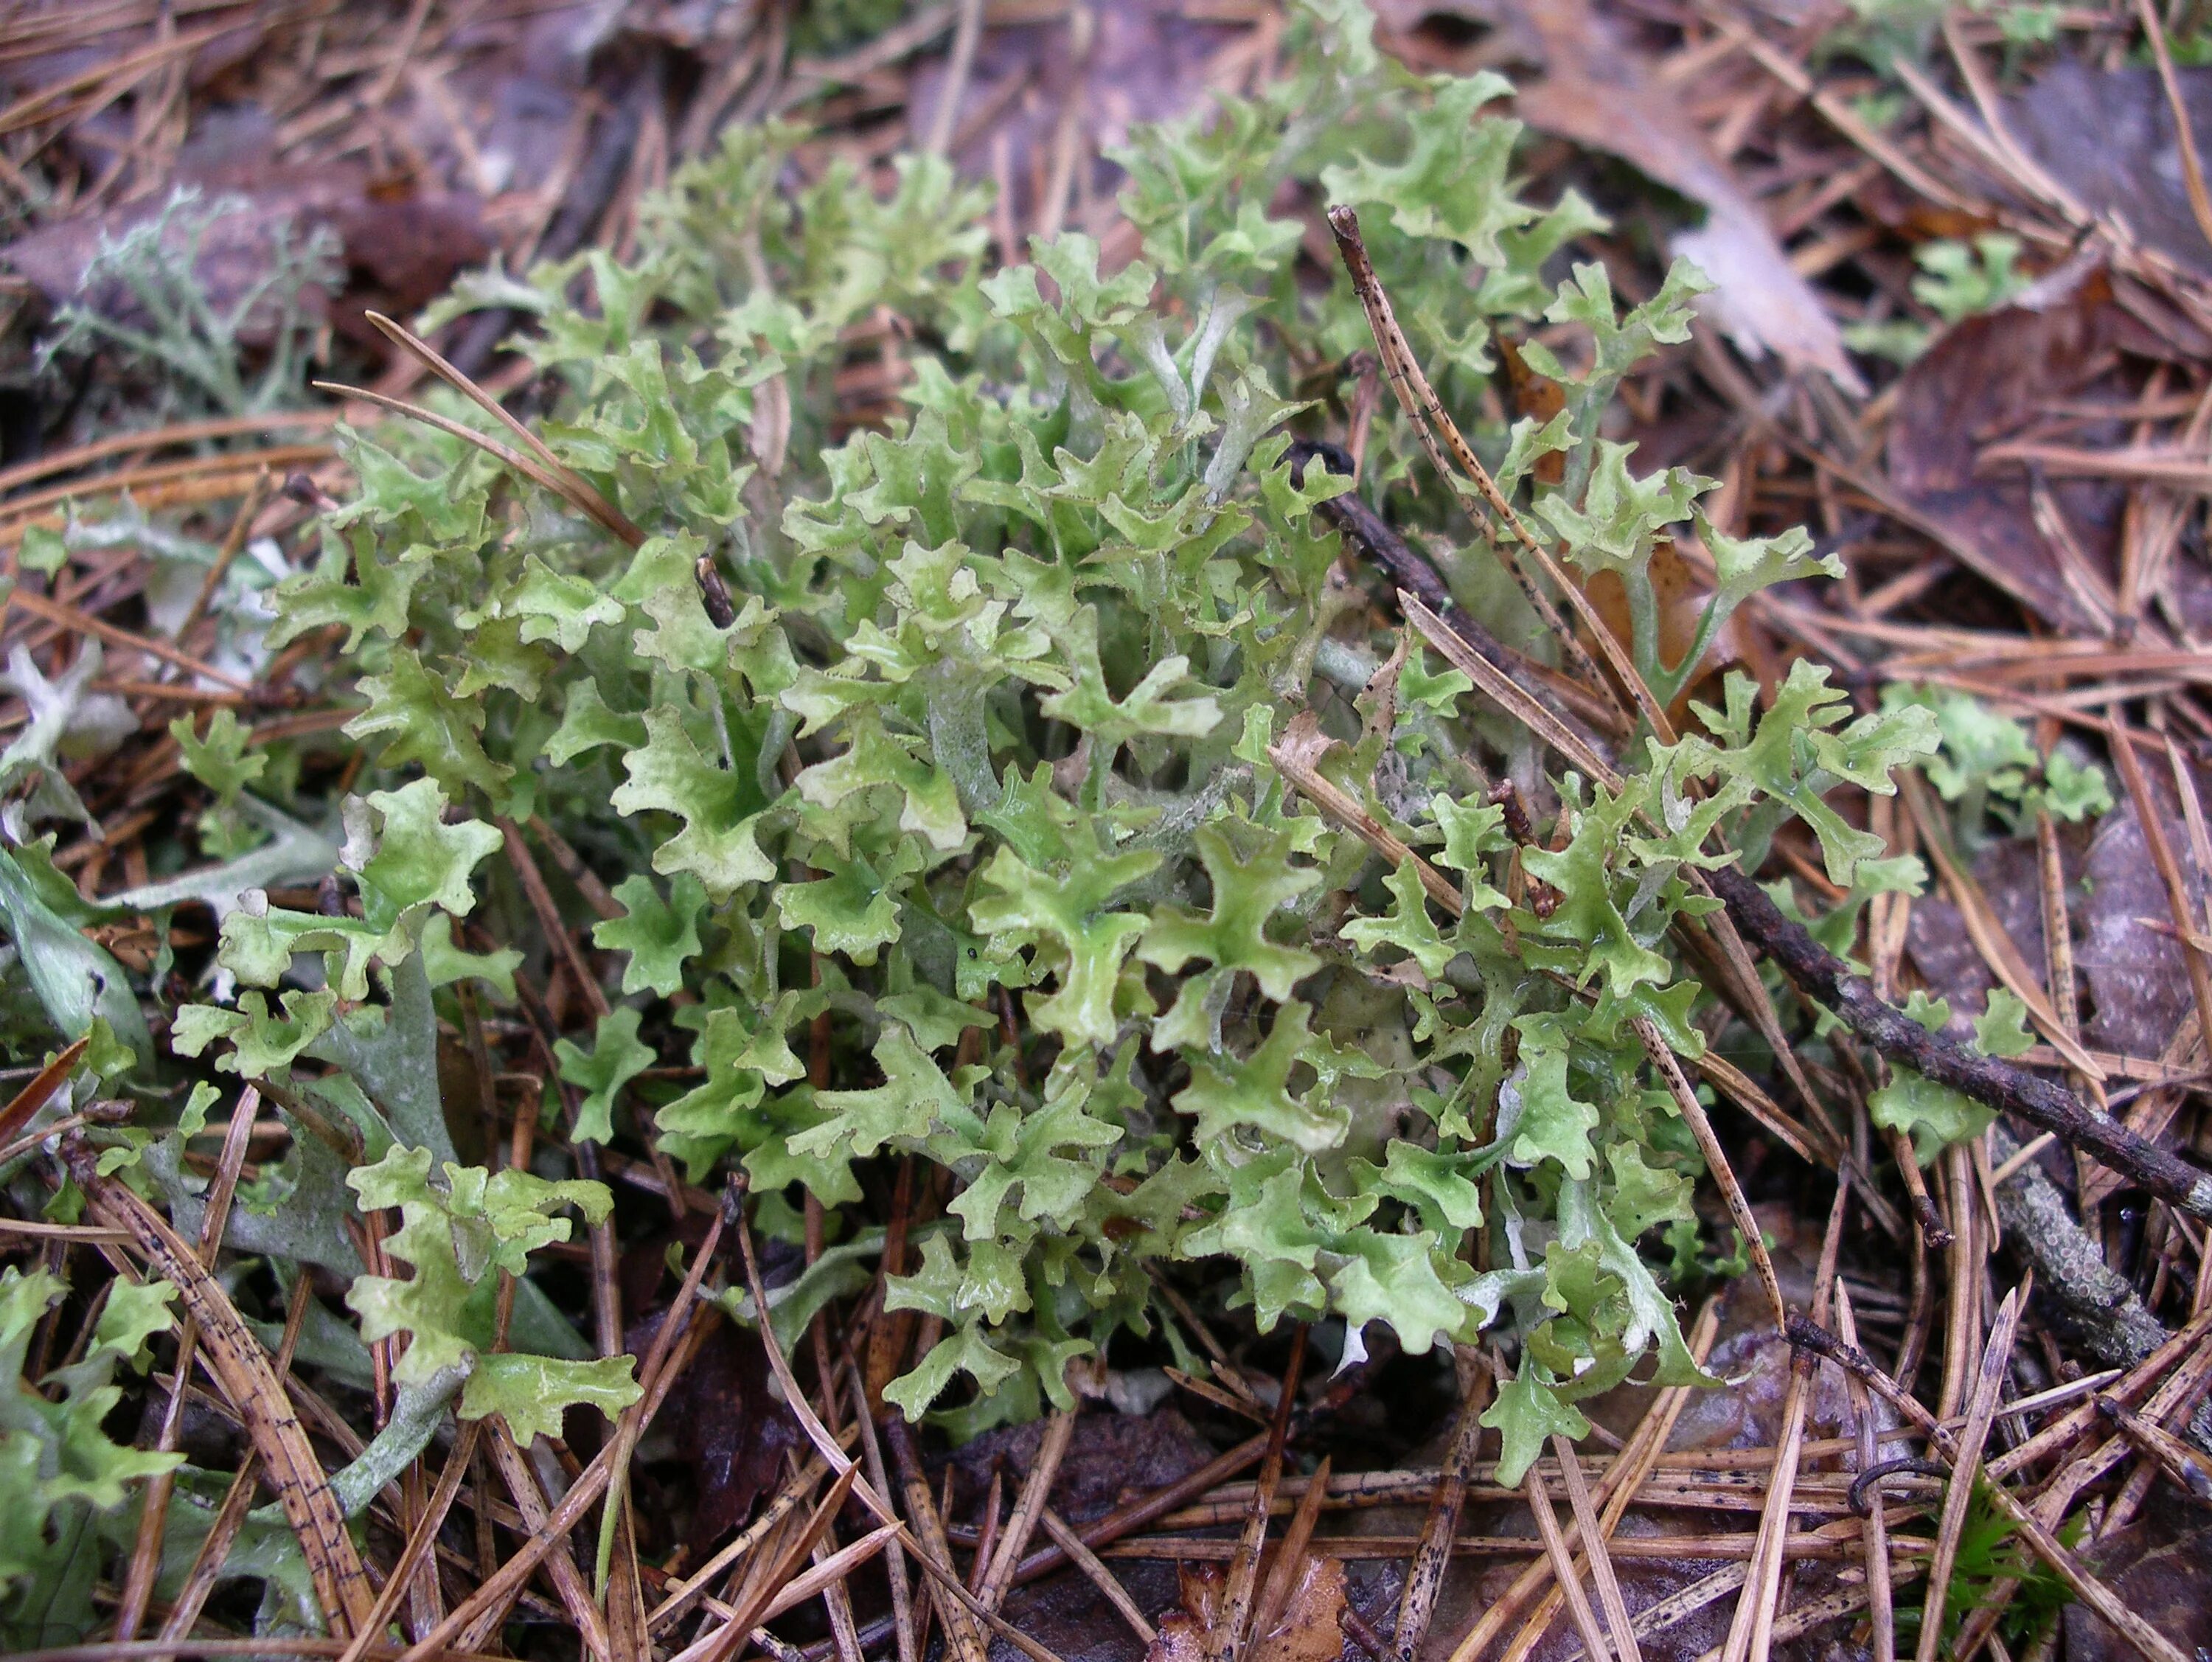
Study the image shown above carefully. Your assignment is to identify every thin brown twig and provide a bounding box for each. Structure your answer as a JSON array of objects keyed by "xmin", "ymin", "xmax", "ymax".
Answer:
[{"xmin": 1396, "ymin": 569, "xmax": 2212, "ymax": 1220}]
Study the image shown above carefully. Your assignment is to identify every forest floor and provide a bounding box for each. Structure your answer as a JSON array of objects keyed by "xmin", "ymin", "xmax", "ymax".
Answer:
[{"xmin": 3, "ymin": 3, "xmax": 2212, "ymax": 1662}]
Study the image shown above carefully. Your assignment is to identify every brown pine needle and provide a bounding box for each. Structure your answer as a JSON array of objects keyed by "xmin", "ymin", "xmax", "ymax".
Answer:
[
  {"xmin": 0, "ymin": 1035, "xmax": 86, "ymax": 1145},
  {"xmin": 66, "ymin": 1139, "xmax": 375, "ymax": 1638},
  {"xmin": 1393, "ymin": 1371, "xmax": 1489, "ymax": 1662},
  {"xmin": 978, "ymin": 1405, "xmax": 1077, "ymax": 1612},
  {"xmin": 1551, "ymin": 1436, "xmax": 1640, "ymax": 1662},
  {"xmin": 1250, "ymin": 1453, "xmax": 1332, "ymax": 1647},
  {"xmin": 1523, "ymin": 1456, "xmax": 1614, "ymax": 1662},
  {"xmin": 396, "ymin": 1193, "xmax": 725, "ymax": 1662},
  {"xmin": 2133, "ymin": 0, "xmax": 2212, "ymax": 257},
  {"xmin": 486, "ymin": 1419, "xmax": 613, "ymax": 1657},
  {"xmin": 1324, "ymin": 205, "xmax": 1643, "ymax": 726},
  {"xmin": 647, "ymin": 1450, "xmax": 844, "ymax": 1633},
  {"xmin": 335, "ymin": 1424, "xmax": 483, "ymax": 1662},
  {"xmin": 673, "ymin": 1466, "xmax": 859, "ymax": 1662},
  {"xmin": 1491, "ymin": 1301, "xmax": 1720, "ymax": 1662},
  {"xmin": 358, "ymin": 310, "xmax": 647, "ymax": 548},
  {"xmin": 5, "ymin": 586, "xmax": 255, "ymax": 691},
  {"xmin": 1836, "ymin": 1284, "xmax": 1897, "ymax": 1662},
  {"xmin": 1917, "ymin": 1286, "xmax": 2024, "ymax": 1662},
  {"xmin": 116, "ymin": 1088, "xmax": 263, "ymax": 1641},
  {"xmin": 731, "ymin": 1185, "xmax": 1069, "ymax": 1662},
  {"xmin": 310, "ymin": 380, "xmax": 641, "ymax": 550},
  {"xmin": 1219, "ymin": 1324, "xmax": 1306, "ymax": 1662},
  {"xmin": 1633, "ymin": 1015, "xmax": 1785, "ymax": 1330},
  {"xmin": 1786, "ymin": 1314, "xmax": 2188, "ymax": 1662},
  {"xmin": 1038, "ymin": 1506, "xmax": 1155, "ymax": 1644}
]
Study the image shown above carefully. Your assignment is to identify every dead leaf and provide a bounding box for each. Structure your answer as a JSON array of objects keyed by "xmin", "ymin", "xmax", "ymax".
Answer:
[
  {"xmin": 1252, "ymin": 1555, "xmax": 1349, "ymax": 1662},
  {"xmin": 643, "ymin": 1312, "xmax": 804, "ymax": 1554},
  {"xmin": 1498, "ymin": 332, "xmax": 1565, "ymax": 486},
  {"xmin": 1141, "ymin": 1552, "xmax": 1349, "ymax": 1662},
  {"xmin": 1378, "ymin": 0, "xmax": 1863, "ymax": 392},
  {"xmin": 2006, "ymin": 59, "xmax": 2212, "ymax": 281},
  {"xmin": 1883, "ymin": 256, "xmax": 2140, "ymax": 633},
  {"xmin": 1143, "ymin": 1563, "xmax": 1220, "ymax": 1662},
  {"xmin": 2082, "ymin": 781, "xmax": 2207, "ymax": 1058},
  {"xmin": 907, "ymin": 0, "xmax": 1247, "ymax": 235},
  {"xmin": 2064, "ymin": 1509, "xmax": 2212, "ymax": 1662}
]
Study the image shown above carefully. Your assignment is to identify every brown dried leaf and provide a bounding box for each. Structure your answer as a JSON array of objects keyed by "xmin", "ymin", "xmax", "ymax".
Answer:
[
  {"xmin": 1144, "ymin": 1606, "xmax": 1213, "ymax": 1662},
  {"xmin": 1380, "ymin": 0, "xmax": 1861, "ymax": 390},
  {"xmin": 1884, "ymin": 258, "xmax": 2135, "ymax": 632},
  {"xmin": 2062, "ymin": 1511, "xmax": 2212, "ymax": 1662},
  {"xmin": 907, "ymin": 0, "xmax": 1248, "ymax": 235},
  {"xmin": 1251, "ymin": 1554, "xmax": 1349, "ymax": 1662},
  {"xmin": 644, "ymin": 1313, "xmax": 804, "ymax": 1554},
  {"xmin": 2082, "ymin": 783, "xmax": 2207, "ymax": 1057},
  {"xmin": 1142, "ymin": 1554, "xmax": 1351, "ymax": 1662},
  {"xmin": 2006, "ymin": 60, "xmax": 2212, "ymax": 281}
]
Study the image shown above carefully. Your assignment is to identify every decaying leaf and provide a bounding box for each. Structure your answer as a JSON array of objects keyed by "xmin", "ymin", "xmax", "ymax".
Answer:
[
  {"xmin": 1375, "ymin": 0, "xmax": 1862, "ymax": 390},
  {"xmin": 2006, "ymin": 60, "xmax": 2212, "ymax": 281},
  {"xmin": 1143, "ymin": 1553, "xmax": 1349, "ymax": 1662}
]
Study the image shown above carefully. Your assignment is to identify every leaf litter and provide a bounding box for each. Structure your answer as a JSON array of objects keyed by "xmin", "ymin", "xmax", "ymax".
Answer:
[{"xmin": 4, "ymin": 3, "xmax": 2212, "ymax": 1662}]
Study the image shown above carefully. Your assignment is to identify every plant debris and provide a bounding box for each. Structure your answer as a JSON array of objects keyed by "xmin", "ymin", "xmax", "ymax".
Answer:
[{"xmin": 4, "ymin": 4, "xmax": 2212, "ymax": 1662}]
